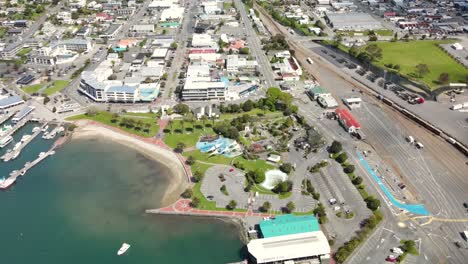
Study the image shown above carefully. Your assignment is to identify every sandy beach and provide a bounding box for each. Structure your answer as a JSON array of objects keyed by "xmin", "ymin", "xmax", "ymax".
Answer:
[{"xmin": 71, "ymin": 123, "xmax": 188, "ymax": 206}]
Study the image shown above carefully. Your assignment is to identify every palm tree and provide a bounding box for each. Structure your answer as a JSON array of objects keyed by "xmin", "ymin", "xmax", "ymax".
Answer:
[
  {"xmin": 111, "ymin": 112, "xmax": 119, "ymax": 123},
  {"xmin": 135, "ymin": 120, "xmax": 143, "ymax": 131},
  {"xmin": 201, "ymin": 115, "xmax": 208, "ymax": 130},
  {"xmin": 144, "ymin": 123, "xmax": 151, "ymax": 134},
  {"xmin": 167, "ymin": 120, "xmax": 173, "ymax": 134},
  {"xmin": 180, "ymin": 120, "xmax": 185, "ymax": 132}
]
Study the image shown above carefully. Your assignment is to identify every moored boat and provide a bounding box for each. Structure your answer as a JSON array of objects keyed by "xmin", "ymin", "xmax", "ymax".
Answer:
[{"xmin": 117, "ymin": 243, "xmax": 131, "ymax": 255}]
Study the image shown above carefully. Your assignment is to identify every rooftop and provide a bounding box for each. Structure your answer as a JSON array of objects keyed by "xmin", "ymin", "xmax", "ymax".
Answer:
[{"xmin": 260, "ymin": 214, "xmax": 320, "ymax": 238}]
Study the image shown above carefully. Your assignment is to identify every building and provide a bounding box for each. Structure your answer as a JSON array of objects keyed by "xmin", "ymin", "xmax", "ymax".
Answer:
[
  {"xmin": 191, "ymin": 33, "xmax": 218, "ymax": 49},
  {"xmin": 99, "ymin": 24, "xmax": 122, "ymax": 39},
  {"xmin": 335, "ymin": 108, "xmax": 361, "ymax": 133},
  {"xmin": 152, "ymin": 36, "xmax": 174, "ymax": 48},
  {"xmin": 76, "ymin": 26, "xmax": 90, "ymax": 37},
  {"xmin": 325, "ymin": 12, "xmax": 383, "ymax": 31},
  {"xmin": 343, "ymin": 97, "xmax": 362, "ymax": 109},
  {"xmin": 0, "ymin": 95, "xmax": 24, "ymax": 110},
  {"xmin": 307, "ymin": 86, "xmax": 329, "ymax": 100},
  {"xmin": 12, "ymin": 106, "xmax": 35, "ymax": 123},
  {"xmin": 150, "ymin": 48, "xmax": 169, "ymax": 60},
  {"xmin": 188, "ymin": 48, "xmax": 221, "ymax": 62},
  {"xmin": 132, "ymin": 24, "xmax": 155, "ymax": 33},
  {"xmin": 148, "ymin": 0, "xmax": 175, "ymax": 10},
  {"xmin": 16, "ymin": 75, "xmax": 35, "ymax": 85},
  {"xmin": 226, "ymin": 55, "xmax": 258, "ymax": 72},
  {"xmin": 52, "ymin": 38, "xmax": 92, "ymax": 52},
  {"xmin": 317, "ymin": 94, "xmax": 338, "ymax": 109},
  {"xmin": 182, "ymin": 62, "xmax": 226, "ymax": 101},
  {"xmin": 248, "ymin": 215, "xmax": 331, "ymax": 264},
  {"xmin": 160, "ymin": 5, "xmax": 184, "ymax": 21}
]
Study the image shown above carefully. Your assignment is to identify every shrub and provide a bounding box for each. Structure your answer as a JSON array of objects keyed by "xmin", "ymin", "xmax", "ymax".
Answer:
[
  {"xmin": 186, "ymin": 155, "xmax": 195, "ymax": 165},
  {"xmin": 193, "ymin": 171, "xmax": 203, "ymax": 183},
  {"xmin": 336, "ymin": 152, "xmax": 348, "ymax": 163},
  {"xmin": 191, "ymin": 197, "xmax": 200, "ymax": 207},
  {"xmin": 365, "ymin": 196, "xmax": 381, "ymax": 211},
  {"xmin": 330, "ymin": 141, "xmax": 342, "ymax": 154},
  {"xmin": 344, "ymin": 164, "xmax": 355, "ymax": 174},
  {"xmin": 279, "ymin": 163, "xmax": 293, "ymax": 174},
  {"xmin": 227, "ymin": 200, "xmax": 237, "ymax": 210},
  {"xmin": 352, "ymin": 176, "xmax": 363, "ymax": 185},
  {"xmin": 261, "ymin": 201, "xmax": 271, "ymax": 212},
  {"xmin": 181, "ymin": 188, "xmax": 193, "ymax": 198}
]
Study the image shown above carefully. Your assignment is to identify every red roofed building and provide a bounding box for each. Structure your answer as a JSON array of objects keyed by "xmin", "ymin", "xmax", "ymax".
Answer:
[
  {"xmin": 95, "ymin": 13, "xmax": 113, "ymax": 22},
  {"xmin": 189, "ymin": 48, "xmax": 216, "ymax": 54},
  {"xmin": 335, "ymin": 108, "xmax": 361, "ymax": 133}
]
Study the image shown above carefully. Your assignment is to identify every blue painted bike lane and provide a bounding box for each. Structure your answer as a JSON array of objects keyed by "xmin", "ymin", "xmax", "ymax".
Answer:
[{"xmin": 356, "ymin": 151, "xmax": 430, "ymax": 216}]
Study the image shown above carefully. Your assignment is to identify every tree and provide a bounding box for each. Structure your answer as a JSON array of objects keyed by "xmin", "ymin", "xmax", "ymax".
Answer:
[
  {"xmin": 227, "ymin": 200, "xmax": 237, "ymax": 210},
  {"xmin": 273, "ymin": 180, "xmax": 292, "ymax": 194},
  {"xmin": 261, "ymin": 201, "xmax": 271, "ymax": 212},
  {"xmin": 193, "ymin": 171, "xmax": 203, "ymax": 182},
  {"xmin": 344, "ymin": 164, "xmax": 355, "ymax": 174},
  {"xmin": 438, "ymin": 72, "xmax": 449, "ymax": 84},
  {"xmin": 349, "ymin": 45, "xmax": 359, "ymax": 57},
  {"xmin": 181, "ymin": 188, "xmax": 193, "ymax": 198},
  {"xmin": 415, "ymin": 64, "xmax": 430, "ymax": 78},
  {"xmin": 242, "ymin": 99, "xmax": 254, "ymax": 112},
  {"xmin": 43, "ymin": 96, "xmax": 50, "ymax": 105},
  {"xmin": 144, "ymin": 123, "xmax": 151, "ymax": 133},
  {"xmin": 239, "ymin": 47, "xmax": 250, "ymax": 54},
  {"xmin": 352, "ymin": 176, "xmax": 363, "ymax": 185},
  {"xmin": 335, "ymin": 152, "xmax": 348, "ymax": 163},
  {"xmin": 161, "ymin": 72, "xmax": 168, "ymax": 80},
  {"xmin": 111, "ymin": 112, "xmax": 119, "ymax": 123},
  {"xmin": 52, "ymin": 106, "xmax": 57, "ymax": 113},
  {"xmin": 167, "ymin": 120, "xmax": 173, "ymax": 133},
  {"xmin": 279, "ymin": 163, "xmax": 293, "ymax": 174},
  {"xmin": 332, "ymin": 33, "xmax": 342, "ymax": 47},
  {"xmin": 173, "ymin": 103, "xmax": 190, "ymax": 114},
  {"xmin": 175, "ymin": 142, "xmax": 185, "ymax": 152},
  {"xmin": 286, "ymin": 201, "xmax": 295, "ymax": 213},
  {"xmin": 330, "ymin": 140, "xmax": 342, "ymax": 154},
  {"xmin": 85, "ymin": 106, "xmax": 98, "ymax": 116},
  {"xmin": 363, "ymin": 44, "xmax": 382, "ymax": 62},
  {"xmin": 365, "ymin": 196, "xmax": 381, "ymax": 211},
  {"xmin": 170, "ymin": 42, "xmax": 178, "ymax": 49},
  {"xmin": 186, "ymin": 155, "xmax": 195, "ymax": 165},
  {"xmin": 200, "ymin": 115, "xmax": 208, "ymax": 128},
  {"xmin": 191, "ymin": 197, "xmax": 200, "ymax": 207}
]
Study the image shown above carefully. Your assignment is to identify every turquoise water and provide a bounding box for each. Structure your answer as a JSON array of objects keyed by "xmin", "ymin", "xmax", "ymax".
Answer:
[
  {"xmin": 356, "ymin": 151, "xmax": 429, "ymax": 215},
  {"xmin": 0, "ymin": 124, "xmax": 245, "ymax": 263}
]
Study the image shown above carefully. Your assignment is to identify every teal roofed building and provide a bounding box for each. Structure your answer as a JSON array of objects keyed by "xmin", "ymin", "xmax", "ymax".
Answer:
[
  {"xmin": 259, "ymin": 214, "xmax": 320, "ymax": 238},
  {"xmin": 307, "ymin": 85, "xmax": 329, "ymax": 100}
]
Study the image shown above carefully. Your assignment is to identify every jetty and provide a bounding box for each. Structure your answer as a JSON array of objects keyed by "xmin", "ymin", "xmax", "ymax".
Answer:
[
  {"xmin": 0, "ymin": 116, "xmax": 32, "ymax": 139},
  {"xmin": 0, "ymin": 111, "xmax": 16, "ymax": 126},
  {"xmin": 0, "ymin": 148, "xmax": 56, "ymax": 189},
  {"xmin": 1, "ymin": 123, "xmax": 48, "ymax": 162},
  {"xmin": 42, "ymin": 125, "xmax": 64, "ymax": 140}
]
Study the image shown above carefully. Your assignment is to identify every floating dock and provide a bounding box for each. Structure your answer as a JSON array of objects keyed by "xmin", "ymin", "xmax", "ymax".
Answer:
[
  {"xmin": 0, "ymin": 111, "xmax": 16, "ymax": 126},
  {"xmin": 0, "ymin": 149, "xmax": 55, "ymax": 189},
  {"xmin": 42, "ymin": 125, "xmax": 64, "ymax": 140},
  {"xmin": 1, "ymin": 123, "xmax": 48, "ymax": 162}
]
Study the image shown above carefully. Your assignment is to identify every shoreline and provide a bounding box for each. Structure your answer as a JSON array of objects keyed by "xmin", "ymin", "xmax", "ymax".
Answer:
[{"xmin": 70, "ymin": 123, "xmax": 188, "ymax": 207}]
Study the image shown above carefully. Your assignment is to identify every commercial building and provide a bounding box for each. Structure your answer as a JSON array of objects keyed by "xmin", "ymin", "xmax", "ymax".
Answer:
[
  {"xmin": 226, "ymin": 55, "xmax": 258, "ymax": 72},
  {"xmin": 188, "ymin": 48, "xmax": 221, "ymax": 62},
  {"xmin": 182, "ymin": 62, "xmax": 226, "ymax": 101},
  {"xmin": 52, "ymin": 38, "xmax": 92, "ymax": 52},
  {"xmin": 132, "ymin": 24, "xmax": 155, "ymax": 33},
  {"xmin": 335, "ymin": 108, "xmax": 361, "ymax": 133},
  {"xmin": 325, "ymin": 12, "xmax": 383, "ymax": 31},
  {"xmin": 307, "ymin": 86, "xmax": 329, "ymax": 100},
  {"xmin": 317, "ymin": 94, "xmax": 338, "ymax": 109},
  {"xmin": 160, "ymin": 5, "xmax": 185, "ymax": 21},
  {"xmin": 191, "ymin": 33, "xmax": 218, "ymax": 49},
  {"xmin": 0, "ymin": 95, "xmax": 24, "ymax": 110},
  {"xmin": 248, "ymin": 215, "xmax": 331, "ymax": 264},
  {"xmin": 99, "ymin": 24, "xmax": 122, "ymax": 39},
  {"xmin": 12, "ymin": 106, "xmax": 35, "ymax": 123}
]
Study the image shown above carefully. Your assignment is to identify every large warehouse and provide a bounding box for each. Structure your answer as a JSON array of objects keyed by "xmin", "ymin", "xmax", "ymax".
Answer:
[
  {"xmin": 325, "ymin": 12, "xmax": 383, "ymax": 31},
  {"xmin": 247, "ymin": 215, "xmax": 331, "ymax": 264}
]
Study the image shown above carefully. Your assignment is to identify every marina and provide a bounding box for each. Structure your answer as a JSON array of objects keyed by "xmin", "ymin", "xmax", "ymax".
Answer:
[
  {"xmin": 0, "ymin": 111, "xmax": 16, "ymax": 126},
  {"xmin": 42, "ymin": 125, "xmax": 64, "ymax": 140},
  {"xmin": 1, "ymin": 123, "xmax": 48, "ymax": 162},
  {"xmin": 0, "ymin": 148, "xmax": 56, "ymax": 189}
]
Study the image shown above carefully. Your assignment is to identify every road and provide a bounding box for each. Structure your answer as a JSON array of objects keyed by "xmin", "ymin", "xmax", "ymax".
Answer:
[
  {"xmin": 233, "ymin": 0, "xmax": 276, "ymax": 88},
  {"xmin": 252, "ymin": 2, "xmax": 468, "ymax": 263}
]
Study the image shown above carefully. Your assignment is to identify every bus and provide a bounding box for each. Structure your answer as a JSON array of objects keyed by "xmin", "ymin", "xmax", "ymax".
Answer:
[{"xmin": 306, "ymin": 57, "xmax": 314, "ymax": 64}]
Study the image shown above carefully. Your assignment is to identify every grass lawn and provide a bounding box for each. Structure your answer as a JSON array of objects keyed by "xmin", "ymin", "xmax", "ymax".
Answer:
[
  {"xmin": 219, "ymin": 108, "xmax": 283, "ymax": 120},
  {"xmin": 163, "ymin": 120, "xmax": 214, "ymax": 149},
  {"xmin": 372, "ymin": 41, "xmax": 467, "ymax": 89},
  {"xmin": 43, "ymin": 80, "xmax": 70, "ymax": 95},
  {"xmin": 66, "ymin": 111, "xmax": 159, "ymax": 138},
  {"xmin": 22, "ymin": 83, "xmax": 45, "ymax": 94},
  {"xmin": 183, "ymin": 150, "xmax": 275, "ymax": 174},
  {"xmin": 17, "ymin": 48, "xmax": 32, "ymax": 56}
]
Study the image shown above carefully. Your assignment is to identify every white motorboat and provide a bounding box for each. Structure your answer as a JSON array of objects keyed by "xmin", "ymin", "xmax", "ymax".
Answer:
[
  {"xmin": 117, "ymin": 243, "xmax": 131, "ymax": 255},
  {"xmin": 21, "ymin": 134, "xmax": 31, "ymax": 142},
  {"xmin": 32, "ymin": 126, "xmax": 41, "ymax": 133},
  {"xmin": 0, "ymin": 136, "xmax": 13, "ymax": 148},
  {"xmin": 42, "ymin": 125, "xmax": 49, "ymax": 132}
]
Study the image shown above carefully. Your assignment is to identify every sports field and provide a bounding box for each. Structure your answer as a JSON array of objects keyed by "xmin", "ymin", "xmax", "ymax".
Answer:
[{"xmin": 373, "ymin": 41, "xmax": 467, "ymax": 89}]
